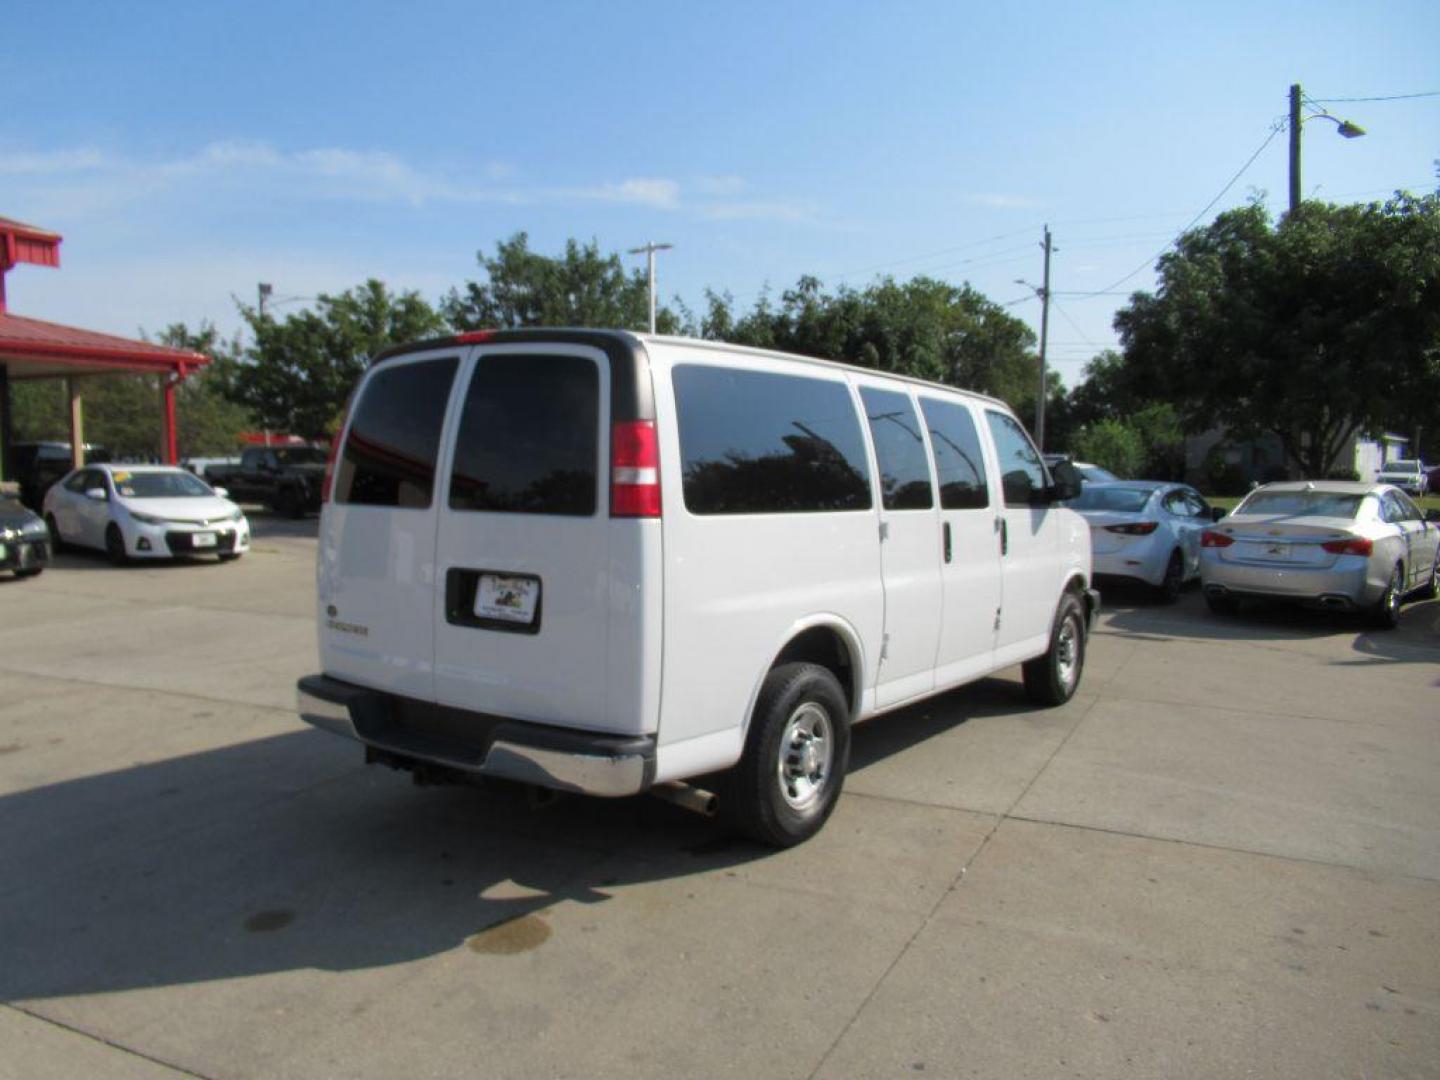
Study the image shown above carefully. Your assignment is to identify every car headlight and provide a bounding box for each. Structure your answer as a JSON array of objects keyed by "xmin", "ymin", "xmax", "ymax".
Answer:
[
  {"xmin": 130, "ymin": 511, "xmax": 168, "ymax": 526},
  {"xmin": 227, "ymin": 507, "xmax": 245, "ymax": 522}
]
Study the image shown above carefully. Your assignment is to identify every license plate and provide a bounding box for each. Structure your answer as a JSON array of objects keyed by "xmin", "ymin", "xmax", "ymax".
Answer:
[
  {"xmin": 192, "ymin": 532, "xmax": 217, "ymax": 549},
  {"xmin": 475, "ymin": 573, "xmax": 539, "ymax": 624}
]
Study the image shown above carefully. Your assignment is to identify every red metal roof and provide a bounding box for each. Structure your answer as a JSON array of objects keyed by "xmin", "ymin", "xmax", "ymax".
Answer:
[
  {"xmin": 0, "ymin": 312, "xmax": 208, "ymax": 375},
  {"xmin": 0, "ymin": 216, "xmax": 62, "ymax": 270}
]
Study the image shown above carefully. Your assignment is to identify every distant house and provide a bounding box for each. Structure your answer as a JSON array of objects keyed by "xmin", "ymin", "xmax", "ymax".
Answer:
[{"xmin": 1184, "ymin": 427, "xmax": 1410, "ymax": 490}]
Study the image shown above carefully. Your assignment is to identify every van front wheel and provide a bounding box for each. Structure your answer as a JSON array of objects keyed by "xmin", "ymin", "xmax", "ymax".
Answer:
[
  {"xmin": 722, "ymin": 662, "xmax": 850, "ymax": 848},
  {"xmin": 1022, "ymin": 592, "xmax": 1087, "ymax": 706}
]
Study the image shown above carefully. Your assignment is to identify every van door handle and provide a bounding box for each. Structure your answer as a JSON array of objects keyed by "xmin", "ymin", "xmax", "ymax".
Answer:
[
  {"xmin": 943, "ymin": 522, "xmax": 952, "ymax": 563},
  {"xmin": 1000, "ymin": 518, "xmax": 1009, "ymax": 556}
]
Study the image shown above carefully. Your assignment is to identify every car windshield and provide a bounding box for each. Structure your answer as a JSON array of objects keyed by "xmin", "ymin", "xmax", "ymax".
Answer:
[
  {"xmin": 1072, "ymin": 486, "xmax": 1152, "ymax": 513},
  {"xmin": 274, "ymin": 447, "xmax": 327, "ymax": 466},
  {"xmin": 1236, "ymin": 490, "xmax": 1364, "ymax": 518},
  {"xmin": 112, "ymin": 470, "xmax": 215, "ymax": 499}
]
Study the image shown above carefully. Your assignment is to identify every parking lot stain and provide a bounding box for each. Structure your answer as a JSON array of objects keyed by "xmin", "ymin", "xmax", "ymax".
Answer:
[
  {"xmin": 0, "ymin": 742, "xmax": 23, "ymax": 755},
  {"xmin": 467, "ymin": 913, "xmax": 551, "ymax": 955},
  {"xmin": 244, "ymin": 909, "xmax": 296, "ymax": 933}
]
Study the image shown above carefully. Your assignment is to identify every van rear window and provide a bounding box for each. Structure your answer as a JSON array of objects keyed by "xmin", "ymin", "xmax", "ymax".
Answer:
[
  {"xmin": 336, "ymin": 357, "xmax": 459, "ymax": 508},
  {"xmin": 673, "ymin": 365, "xmax": 871, "ymax": 515},
  {"xmin": 449, "ymin": 354, "xmax": 599, "ymax": 516}
]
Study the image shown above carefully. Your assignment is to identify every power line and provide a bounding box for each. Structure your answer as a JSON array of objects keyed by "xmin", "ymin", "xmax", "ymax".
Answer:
[
  {"xmin": 1311, "ymin": 90, "xmax": 1440, "ymax": 103},
  {"xmin": 830, "ymin": 227, "xmax": 1037, "ymax": 280},
  {"xmin": 1070, "ymin": 119, "xmax": 1286, "ymax": 299}
]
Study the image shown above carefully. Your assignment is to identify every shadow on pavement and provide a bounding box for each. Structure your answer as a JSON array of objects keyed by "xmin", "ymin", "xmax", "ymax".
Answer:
[
  {"xmin": 1100, "ymin": 584, "xmax": 1440, "ymax": 665},
  {"xmin": 0, "ymin": 673, "xmax": 1044, "ymax": 1003}
]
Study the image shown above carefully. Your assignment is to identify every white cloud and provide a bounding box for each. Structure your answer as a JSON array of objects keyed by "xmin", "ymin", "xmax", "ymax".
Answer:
[
  {"xmin": 963, "ymin": 193, "xmax": 1045, "ymax": 210},
  {"xmin": 0, "ymin": 147, "xmax": 108, "ymax": 175}
]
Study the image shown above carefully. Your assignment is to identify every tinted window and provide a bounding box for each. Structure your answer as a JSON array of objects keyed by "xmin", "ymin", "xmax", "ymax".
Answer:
[
  {"xmin": 1073, "ymin": 486, "xmax": 1153, "ymax": 513},
  {"xmin": 920, "ymin": 397, "xmax": 989, "ymax": 510},
  {"xmin": 674, "ymin": 365, "xmax": 871, "ymax": 515},
  {"xmin": 449, "ymin": 354, "xmax": 599, "ymax": 516},
  {"xmin": 985, "ymin": 411, "xmax": 1047, "ymax": 507},
  {"xmin": 336, "ymin": 357, "xmax": 459, "ymax": 509},
  {"xmin": 860, "ymin": 387, "xmax": 933, "ymax": 510},
  {"xmin": 1236, "ymin": 490, "xmax": 1364, "ymax": 518}
]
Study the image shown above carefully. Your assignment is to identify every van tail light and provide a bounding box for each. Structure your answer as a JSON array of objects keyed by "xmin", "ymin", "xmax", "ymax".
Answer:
[
  {"xmin": 611, "ymin": 421, "xmax": 661, "ymax": 518},
  {"xmin": 1104, "ymin": 521, "xmax": 1159, "ymax": 536},
  {"xmin": 455, "ymin": 329, "xmax": 497, "ymax": 344},
  {"xmin": 1322, "ymin": 537, "xmax": 1373, "ymax": 557},
  {"xmin": 1201, "ymin": 530, "xmax": 1234, "ymax": 548}
]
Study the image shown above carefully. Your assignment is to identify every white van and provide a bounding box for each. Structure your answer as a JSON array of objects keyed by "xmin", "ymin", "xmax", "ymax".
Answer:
[{"xmin": 298, "ymin": 330, "xmax": 1097, "ymax": 845}]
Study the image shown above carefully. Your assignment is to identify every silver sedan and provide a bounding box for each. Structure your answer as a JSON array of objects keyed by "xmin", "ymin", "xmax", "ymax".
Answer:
[
  {"xmin": 1200, "ymin": 481, "xmax": 1440, "ymax": 628},
  {"xmin": 1071, "ymin": 481, "xmax": 1222, "ymax": 602}
]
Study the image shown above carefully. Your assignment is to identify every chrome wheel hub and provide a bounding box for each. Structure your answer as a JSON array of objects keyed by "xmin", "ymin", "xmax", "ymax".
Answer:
[
  {"xmin": 778, "ymin": 702, "xmax": 833, "ymax": 812},
  {"xmin": 1056, "ymin": 616, "xmax": 1080, "ymax": 690}
]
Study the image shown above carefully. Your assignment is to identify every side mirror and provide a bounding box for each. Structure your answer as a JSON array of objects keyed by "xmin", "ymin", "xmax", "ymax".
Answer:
[
  {"xmin": 1049, "ymin": 460, "xmax": 1082, "ymax": 503},
  {"xmin": 212, "ymin": 486, "xmax": 230, "ymax": 499},
  {"xmin": 85, "ymin": 487, "xmax": 108, "ymax": 501},
  {"xmin": 1211, "ymin": 506, "xmax": 1227, "ymax": 522}
]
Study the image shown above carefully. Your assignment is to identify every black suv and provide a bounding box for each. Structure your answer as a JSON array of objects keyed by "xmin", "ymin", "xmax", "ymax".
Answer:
[{"xmin": 10, "ymin": 442, "xmax": 112, "ymax": 510}]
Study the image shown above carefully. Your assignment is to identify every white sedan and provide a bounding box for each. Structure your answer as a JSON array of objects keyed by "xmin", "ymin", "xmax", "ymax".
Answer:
[
  {"xmin": 43, "ymin": 464, "xmax": 250, "ymax": 564},
  {"xmin": 1071, "ymin": 481, "xmax": 1222, "ymax": 602}
]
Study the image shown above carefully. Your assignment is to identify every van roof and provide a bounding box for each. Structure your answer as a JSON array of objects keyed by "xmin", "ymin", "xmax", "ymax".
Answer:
[{"xmin": 373, "ymin": 328, "xmax": 1009, "ymax": 411}]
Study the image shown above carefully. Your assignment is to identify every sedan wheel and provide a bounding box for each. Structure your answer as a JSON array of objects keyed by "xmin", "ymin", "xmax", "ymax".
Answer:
[
  {"xmin": 1370, "ymin": 564, "xmax": 1403, "ymax": 630},
  {"xmin": 1156, "ymin": 550, "xmax": 1184, "ymax": 604},
  {"xmin": 105, "ymin": 524, "xmax": 130, "ymax": 567}
]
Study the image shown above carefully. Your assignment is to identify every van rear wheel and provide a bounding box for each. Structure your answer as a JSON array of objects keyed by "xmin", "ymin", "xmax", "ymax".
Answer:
[
  {"xmin": 1022, "ymin": 592, "xmax": 1087, "ymax": 706},
  {"xmin": 722, "ymin": 662, "xmax": 849, "ymax": 848}
]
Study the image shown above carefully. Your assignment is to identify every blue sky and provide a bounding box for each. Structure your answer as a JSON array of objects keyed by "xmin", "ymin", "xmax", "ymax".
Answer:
[{"xmin": 5, "ymin": 0, "xmax": 1437, "ymax": 387}]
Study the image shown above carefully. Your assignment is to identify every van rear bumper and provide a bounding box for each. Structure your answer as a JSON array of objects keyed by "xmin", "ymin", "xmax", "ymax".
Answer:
[{"xmin": 297, "ymin": 674, "xmax": 655, "ymax": 797}]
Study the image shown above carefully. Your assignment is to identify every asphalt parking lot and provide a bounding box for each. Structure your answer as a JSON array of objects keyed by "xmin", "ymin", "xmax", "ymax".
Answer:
[{"xmin": 2, "ymin": 517, "xmax": 1437, "ymax": 1080}]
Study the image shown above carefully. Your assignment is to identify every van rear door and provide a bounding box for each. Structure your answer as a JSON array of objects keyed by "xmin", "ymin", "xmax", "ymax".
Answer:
[
  {"xmin": 318, "ymin": 349, "xmax": 462, "ymax": 701},
  {"xmin": 431, "ymin": 342, "xmax": 658, "ymax": 736}
]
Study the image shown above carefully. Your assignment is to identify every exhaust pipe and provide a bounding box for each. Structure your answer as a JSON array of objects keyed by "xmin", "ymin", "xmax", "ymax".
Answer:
[{"xmin": 650, "ymin": 781, "xmax": 719, "ymax": 818}]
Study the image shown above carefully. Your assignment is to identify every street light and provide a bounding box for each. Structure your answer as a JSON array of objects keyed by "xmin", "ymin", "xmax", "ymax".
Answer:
[
  {"xmin": 627, "ymin": 242, "xmax": 673, "ymax": 334},
  {"xmin": 1288, "ymin": 83, "xmax": 1366, "ymax": 214}
]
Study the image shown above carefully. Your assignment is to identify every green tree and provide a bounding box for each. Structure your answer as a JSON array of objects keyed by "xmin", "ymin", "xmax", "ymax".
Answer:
[
  {"xmin": 1070, "ymin": 419, "xmax": 1146, "ymax": 478},
  {"xmin": 697, "ymin": 274, "xmax": 1052, "ymax": 417},
  {"xmin": 152, "ymin": 323, "xmax": 255, "ymax": 457},
  {"xmin": 1114, "ymin": 193, "xmax": 1440, "ymax": 478},
  {"xmin": 232, "ymin": 280, "xmax": 446, "ymax": 439},
  {"xmin": 443, "ymin": 232, "xmax": 684, "ymax": 333}
]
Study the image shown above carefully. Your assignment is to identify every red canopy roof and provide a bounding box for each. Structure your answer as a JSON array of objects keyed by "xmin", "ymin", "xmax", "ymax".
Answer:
[{"xmin": 0, "ymin": 311, "xmax": 207, "ymax": 378}]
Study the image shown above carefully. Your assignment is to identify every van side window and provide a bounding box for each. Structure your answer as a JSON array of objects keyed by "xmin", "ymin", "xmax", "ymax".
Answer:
[
  {"xmin": 860, "ymin": 386, "xmax": 933, "ymax": 510},
  {"xmin": 449, "ymin": 354, "xmax": 599, "ymax": 516},
  {"xmin": 673, "ymin": 364, "xmax": 872, "ymax": 515},
  {"xmin": 984, "ymin": 411, "xmax": 1047, "ymax": 507},
  {"xmin": 919, "ymin": 398, "xmax": 989, "ymax": 510},
  {"xmin": 335, "ymin": 357, "xmax": 459, "ymax": 509}
]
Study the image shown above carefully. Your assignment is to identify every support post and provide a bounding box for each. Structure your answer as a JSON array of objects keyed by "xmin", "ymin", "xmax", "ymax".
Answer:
[
  {"xmin": 67, "ymin": 377, "xmax": 85, "ymax": 469},
  {"xmin": 0, "ymin": 363, "xmax": 11, "ymax": 483},
  {"xmin": 162, "ymin": 373, "xmax": 178, "ymax": 465}
]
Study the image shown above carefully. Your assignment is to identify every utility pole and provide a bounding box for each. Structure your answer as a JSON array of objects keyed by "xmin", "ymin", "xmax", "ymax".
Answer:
[
  {"xmin": 1288, "ymin": 83, "xmax": 1303, "ymax": 215},
  {"xmin": 1035, "ymin": 226, "xmax": 1053, "ymax": 450},
  {"xmin": 627, "ymin": 242, "xmax": 672, "ymax": 333},
  {"xmin": 1015, "ymin": 226, "xmax": 1054, "ymax": 449},
  {"xmin": 258, "ymin": 282, "xmax": 273, "ymax": 319}
]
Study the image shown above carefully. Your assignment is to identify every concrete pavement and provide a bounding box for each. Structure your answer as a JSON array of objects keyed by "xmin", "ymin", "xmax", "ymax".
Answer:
[{"xmin": 1, "ymin": 522, "xmax": 1436, "ymax": 1079}]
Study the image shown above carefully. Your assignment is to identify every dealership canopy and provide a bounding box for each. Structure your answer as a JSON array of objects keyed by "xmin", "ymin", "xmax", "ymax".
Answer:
[{"xmin": 0, "ymin": 215, "xmax": 210, "ymax": 480}]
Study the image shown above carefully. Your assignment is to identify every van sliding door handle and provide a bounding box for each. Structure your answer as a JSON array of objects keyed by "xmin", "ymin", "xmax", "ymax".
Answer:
[
  {"xmin": 1000, "ymin": 518, "xmax": 1009, "ymax": 556},
  {"xmin": 943, "ymin": 522, "xmax": 952, "ymax": 563}
]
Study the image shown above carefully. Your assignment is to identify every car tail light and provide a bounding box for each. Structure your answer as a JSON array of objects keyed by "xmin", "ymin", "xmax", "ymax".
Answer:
[
  {"xmin": 1201, "ymin": 530, "xmax": 1234, "ymax": 548},
  {"xmin": 1322, "ymin": 537, "xmax": 1373, "ymax": 556},
  {"xmin": 611, "ymin": 421, "xmax": 661, "ymax": 518},
  {"xmin": 1104, "ymin": 521, "xmax": 1159, "ymax": 536}
]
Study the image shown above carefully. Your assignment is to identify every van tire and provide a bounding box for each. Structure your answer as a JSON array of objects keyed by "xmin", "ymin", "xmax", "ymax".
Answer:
[
  {"xmin": 1022, "ymin": 592, "xmax": 1087, "ymax": 707},
  {"xmin": 722, "ymin": 662, "xmax": 850, "ymax": 848}
]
